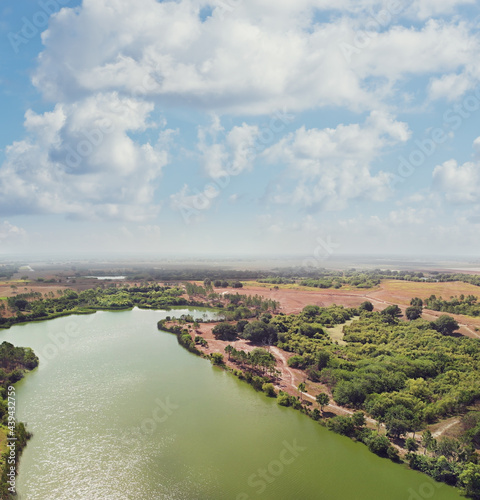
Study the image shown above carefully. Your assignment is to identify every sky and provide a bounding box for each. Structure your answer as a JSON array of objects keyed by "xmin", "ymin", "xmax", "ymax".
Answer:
[{"xmin": 0, "ymin": 0, "xmax": 480, "ymax": 259}]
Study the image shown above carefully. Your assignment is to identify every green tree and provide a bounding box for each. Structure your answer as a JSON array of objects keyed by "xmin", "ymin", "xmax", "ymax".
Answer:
[
  {"xmin": 459, "ymin": 463, "xmax": 480, "ymax": 498},
  {"xmin": 298, "ymin": 382, "xmax": 306, "ymax": 401},
  {"xmin": 359, "ymin": 301, "xmax": 374, "ymax": 312},
  {"xmin": 262, "ymin": 383, "xmax": 276, "ymax": 397},
  {"xmin": 381, "ymin": 304, "xmax": 403, "ymax": 319},
  {"xmin": 405, "ymin": 437, "xmax": 418, "ymax": 452},
  {"xmin": 212, "ymin": 322, "xmax": 237, "ymax": 341},
  {"xmin": 410, "ymin": 297, "xmax": 423, "ymax": 307},
  {"xmin": 316, "ymin": 393, "xmax": 330, "ymax": 413},
  {"xmin": 431, "ymin": 315, "xmax": 459, "ymax": 335},
  {"xmin": 352, "ymin": 411, "xmax": 366, "ymax": 428},
  {"xmin": 405, "ymin": 306, "xmax": 422, "ymax": 320},
  {"xmin": 210, "ymin": 352, "xmax": 224, "ymax": 365},
  {"xmin": 240, "ymin": 320, "xmax": 278, "ymax": 344},
  {"xmin": 421, "ymin": 430, "xmax": 436, "ymax": 455}
]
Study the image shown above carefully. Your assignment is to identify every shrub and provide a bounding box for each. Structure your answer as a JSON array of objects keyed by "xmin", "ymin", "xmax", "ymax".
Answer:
[
  {"xmin": 262, "ymin": 383, "xmax": 276, "ymax": 397},
  {"xmin": 211, "ymin": 353, "xmax": 224, "ymax": 365}
]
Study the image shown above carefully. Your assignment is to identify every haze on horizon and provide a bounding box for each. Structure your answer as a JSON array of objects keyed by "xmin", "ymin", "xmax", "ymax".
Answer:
[{"xmin": 1, "ymin": 1, "xmax": 480, "ymax": 258}]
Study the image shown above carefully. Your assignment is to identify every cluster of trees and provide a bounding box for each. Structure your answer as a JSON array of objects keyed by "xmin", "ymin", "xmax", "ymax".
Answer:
[
  {"xmin": 0, "ymin": 266, "xmax": 17, "ymax": 280},
  {"xmin": 424, "ymin": 294, "xmax": 480, "ymax": 318},
  {"xmin": 212, "ymin": 318, "xmax": 279, "ymax": 345},
  {"xmin": 225, "ymin": 346, "xmax": 277, "ymax": 377},
  {"xmin": 257, "ymin": 303, "xmax": 479, "ymax": 495},
  {"xmin": 0, "ymin": 342, "xmax": 38, "ymax": 498},
  {"xmin": 257, "ymin": 277, "xmax": 296, "ymax": 284},
  {"xmin": 0, "ymin": 285, "xmax": 188, "ymax": 328}
]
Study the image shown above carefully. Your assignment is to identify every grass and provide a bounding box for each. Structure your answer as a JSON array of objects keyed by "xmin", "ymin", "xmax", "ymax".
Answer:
[
  {"xmin": 378, "ymin": 280, "xmax": 480, "ymax": 306},
  {"xmin": 240, "ymin": 281, "xmax": 371, "ymax": 292},
  {"xmin": 325, "ymin": 318, "xmax": 355, "ymax": 345}
]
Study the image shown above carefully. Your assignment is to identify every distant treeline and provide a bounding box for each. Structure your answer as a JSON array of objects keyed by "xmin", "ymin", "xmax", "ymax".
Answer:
[
  {"xmin": 0, "ymin": 285, "xmax": 188, "ymax": 329},
  {"xmin": 0, "ymin": 267, "xmax": 17, "ymax": 280}
]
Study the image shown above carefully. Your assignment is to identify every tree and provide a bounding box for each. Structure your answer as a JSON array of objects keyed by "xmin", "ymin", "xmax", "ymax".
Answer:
[
  {"xmin": 405, "ymin": 438, "xmax": 418, "ymax": 452},
  {"xmin": 359, "ymin": 301, "xmax": 374, "ymax": 312},
  {"xmin": 352, "ymin": 411, "xmax": 366, "ymax": 428},
  {"xmin": 236, "ymin": 320, "xmax": 248, "ymax": 333},
  {"xmin": 210, "ymin": 353, "xmax": 224, "ymax": 365},
  {"xmin": 327, "ymin": 416, "xmax": 354, "ymax": 436},
  {"xmin": 381, "ymin": 305, "xmax": 402, "ymax": 319},
  {"xmin": 421, "ymin": 430, "xmax": 436, "ymax": 455},
  {"xmin": 410, "ymin": 297, "xmax": 423, "ymax": 307},
  {"xmin": 224, "ymin": 344, "xmax": 233, "ymax": 360},
  {"xmin": 459, "ymin": 463, "xmax": 480, "ymax": 498},
  {"xmin": 298, "ymin": 382, "xmax": 306, "ymax": 401},
  {"xmin": 262, "ymin": 383, "xmax": 276, "ymax": 397},
  {"xmin": 316, "ymin": 393, "xmax": 330, "ymax": 413},
  {"xmin": 302, "ymin": 305, "xmax": 321, "ymax": 318},
  {"xmin": 405, "ymin": 306, "xmax": 422, "ymax": 320},
  {"xmin": 240, "ymin": 320, "xmax": 278, "ymax": 344},
  {"xmin": 212, "ymin": 322, "xmax": 237, "ymax": 341},
  {"xmin": 317, "ymin": 351, "xmax": 330, "ymax": 370},
  {"xmin": 431, "ymin": 315, "xmax": 459, "ymax": 336},
  {"xmin": 385, "ymin": 405, "xmax": 415, "ymax": 438}
]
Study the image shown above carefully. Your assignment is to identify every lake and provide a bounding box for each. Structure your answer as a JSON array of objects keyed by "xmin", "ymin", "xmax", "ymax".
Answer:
[{"xmin": 0, "ymin": 308, "xmax": 463, "ymax": 499}]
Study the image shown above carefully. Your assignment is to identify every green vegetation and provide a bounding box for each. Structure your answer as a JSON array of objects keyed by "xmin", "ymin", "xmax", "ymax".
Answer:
[
  {"xmin": 0, "ymin": 285, "xmax": 188, "ymax": 329},
  {"xmin": 0, "ymin": 342, "xmax": 39, "ymax": 499},
  {"xmin": 425, "ymin": 294, "xmax": 480, "ymax": 318},
  {"xmin": 270, "ymin": 304, "xmax": 479, "ymax": 496}
]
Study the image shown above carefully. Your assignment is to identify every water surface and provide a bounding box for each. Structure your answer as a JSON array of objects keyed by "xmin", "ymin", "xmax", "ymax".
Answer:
[{"xmin": 0, "ymin": 309, "xmax": 463, "ymax": 499}]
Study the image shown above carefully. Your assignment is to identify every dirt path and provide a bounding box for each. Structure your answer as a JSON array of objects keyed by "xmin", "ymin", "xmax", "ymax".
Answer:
[{"xmin": 432, "ymin": 418, "xmax": 461, "ymax": 439}]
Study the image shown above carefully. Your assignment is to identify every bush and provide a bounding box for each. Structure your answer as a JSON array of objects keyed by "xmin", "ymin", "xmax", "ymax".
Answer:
[
  {"xmin": 277, "ymin": 393, "xmax": 292, "ymax": 407},
  {"xmin": 327, "ymin": 416, "xmax": 354, "ymax": 436},
  {"xmin": 287, "ymin": 355, "xmax": 306, "ymax": 369},
  {"xmin": 211, "ymin": 353, "xmax": 224, "ymax": 365},
  {"xmin": 262, "ymin": 383, "xmax": 276, "ymax": 397}
]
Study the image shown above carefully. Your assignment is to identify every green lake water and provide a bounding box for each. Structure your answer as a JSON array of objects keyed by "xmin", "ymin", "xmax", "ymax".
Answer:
[{"xmin": 0, "ymin": 308, "xmax": 464, "ymax": 499}]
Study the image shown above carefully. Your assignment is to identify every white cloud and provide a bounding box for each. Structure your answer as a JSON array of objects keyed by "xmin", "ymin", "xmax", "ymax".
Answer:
[
  {"xmin": 30, "ymin": 1, "xmax": 479, "ymax": 116},
  {"xmin": 263, "ymin": 111, "xmax": 410, "ymax": 210},
  {"xmin": 0, "ymin": 221, "xmax": 27, "ymax": 243},
  {"xmin": 411, "ymin": 0, "xmax": 475, "ymax": 19},
  {"xmin": 0, "ymin": 93, "xmax": 169, "ymax": 220},
  {"xmin": 198, "ymin": 118, "xmax": 259, "ymax": 179},
  {"xmin": 432, "ymin": 159, "xmax": 480, "ymax": 204}
]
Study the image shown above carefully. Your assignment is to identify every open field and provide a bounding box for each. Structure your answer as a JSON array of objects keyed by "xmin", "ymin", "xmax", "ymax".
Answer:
[{"xmin": 365, "ymin": 279, "xmax": 480, "ymax": 306}]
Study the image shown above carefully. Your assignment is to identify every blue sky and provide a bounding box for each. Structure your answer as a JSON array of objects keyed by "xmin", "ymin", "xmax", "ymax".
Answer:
[{"xmin": 0, "ymin": 0, "xmax": 480, "ymax": 258}]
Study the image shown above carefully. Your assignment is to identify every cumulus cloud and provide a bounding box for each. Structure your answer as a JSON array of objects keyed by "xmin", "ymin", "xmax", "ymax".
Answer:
[
  {"xmin": 198, "ymin": 118, "xmax": 260, "ymax": 179},
  {"xmin": 0, "ymin": 93, "xmax": 170, "ymax": 220},
  {"xmin": 433, "ymin": 159, "xmax": 480, "ymax": 204},
  {"xmin": 262, "ymin": 111, "xmax": 410, "ymax": 210},
  {"xmin": 30, "ymin": 0, "xmax": 479, "ymax": 116}
]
